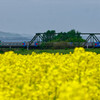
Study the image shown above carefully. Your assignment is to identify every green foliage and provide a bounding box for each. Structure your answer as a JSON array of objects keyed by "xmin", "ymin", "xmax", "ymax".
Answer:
[
  {"xmin": 66, "ymin": 29, "xmax": 85, "ymax": 42},
  {"xmin": 42, "ymin": 30, "xmax": 56, "ymax": 42},
  {"xmin": 41, "ymin": 29, "xmax": 85, "ymax": 42},
  {"xmin": 1, "ymin": 48, "xmax": 100, "ymax": 55},
  {"xmin": 53, "ymin": 29, "xmax": 85, "ymax": 42}
]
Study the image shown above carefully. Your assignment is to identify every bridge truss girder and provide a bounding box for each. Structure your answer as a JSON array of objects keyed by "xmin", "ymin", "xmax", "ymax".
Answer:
[{"xmin": 29, "ymin": 33, "xmax": 100, "ymax": 47}]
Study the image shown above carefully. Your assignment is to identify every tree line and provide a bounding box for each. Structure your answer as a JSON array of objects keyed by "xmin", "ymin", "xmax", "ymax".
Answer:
[{"xmin": 42, "ymin": 29, "xmax": 85, "ymax": 42}]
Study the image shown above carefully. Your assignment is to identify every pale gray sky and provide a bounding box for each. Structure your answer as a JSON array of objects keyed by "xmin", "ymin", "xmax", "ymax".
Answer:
[{"xmin": 0, "ymin": 0, "xmax": 100, "ymax": 36}]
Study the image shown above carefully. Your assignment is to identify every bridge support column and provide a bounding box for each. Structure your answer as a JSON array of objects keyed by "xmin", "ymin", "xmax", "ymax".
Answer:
[{"xmin": 27, "ymin": 45, "xmax": 29, "ymax": 50}]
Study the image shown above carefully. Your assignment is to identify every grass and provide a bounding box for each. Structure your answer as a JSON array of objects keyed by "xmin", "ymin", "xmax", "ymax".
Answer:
[
  {"xmin": 0, "ymin": 47, "xmax": 100, "ymax": 55},
  {"xmin": 15, "ymin": 49, "xmax": 74, "ymax": 54}
]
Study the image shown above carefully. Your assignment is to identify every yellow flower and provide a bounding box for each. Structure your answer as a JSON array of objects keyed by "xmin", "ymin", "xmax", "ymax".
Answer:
[{"xmin": 0, "ymin": 48, "xmax": 100, "ymax": 100}]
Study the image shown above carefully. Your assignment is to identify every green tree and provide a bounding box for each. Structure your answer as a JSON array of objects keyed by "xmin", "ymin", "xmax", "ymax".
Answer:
[
  {"xmin": 41, "ymin": 29, "xmax": 85, "ymax": 42},
  {"xmin": 42, "ymin": 30, "xmax": 56, "ymax": 42}
]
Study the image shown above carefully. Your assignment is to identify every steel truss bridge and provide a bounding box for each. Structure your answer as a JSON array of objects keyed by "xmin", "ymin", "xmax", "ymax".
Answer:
[
  {"xmin": 29, "ymin": 33, "xmax": 100, "ymax": 47},
  {"xmin": 0, "ymin": 33, "xmax": 100, "ymax": 48}
]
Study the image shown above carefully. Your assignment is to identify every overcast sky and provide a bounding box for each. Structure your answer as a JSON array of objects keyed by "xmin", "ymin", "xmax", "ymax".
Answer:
[{"xmin": 0, "ymin": 0, "xmax": 100, "ymax": 36}]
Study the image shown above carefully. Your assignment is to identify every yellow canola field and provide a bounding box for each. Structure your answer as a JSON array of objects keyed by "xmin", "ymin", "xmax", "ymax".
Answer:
[{"xmin": 0, "ymin": 47, "xmax": 100, "ymax": 100}]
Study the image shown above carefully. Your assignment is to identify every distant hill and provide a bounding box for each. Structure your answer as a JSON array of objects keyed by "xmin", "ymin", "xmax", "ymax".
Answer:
[
  {"xmin": 0, "ymin": 31, "xmax": 31, "ymax": 42},
  {"xmin": 0, "ymin": 31, "xmax": 21, "ymax": 37}
]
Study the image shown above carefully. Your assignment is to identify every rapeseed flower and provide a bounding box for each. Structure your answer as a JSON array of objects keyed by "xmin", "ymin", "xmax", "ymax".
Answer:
[{"xmin": 0, "ymin": 47, "xmax": 100, "ymax": 100}]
